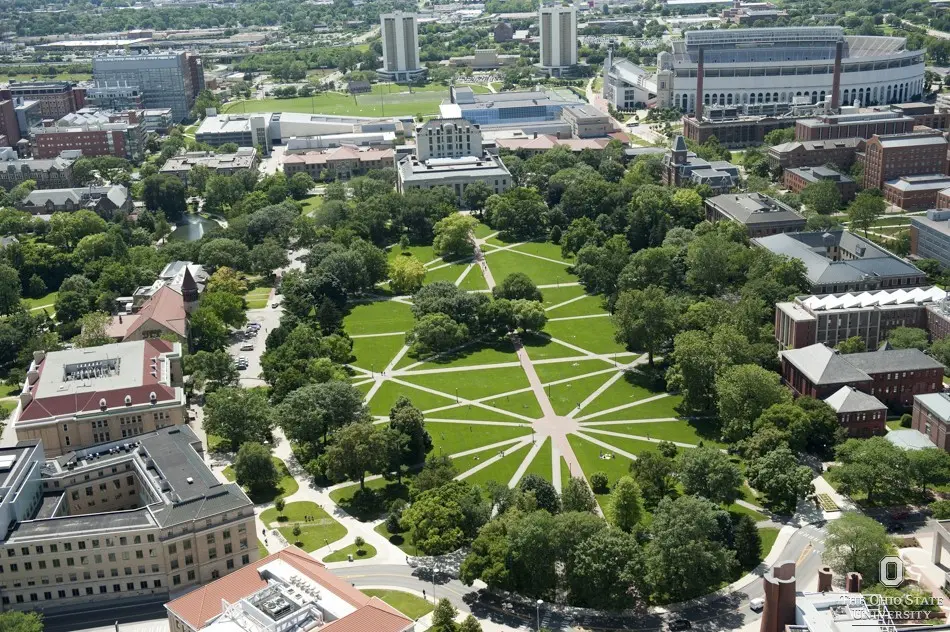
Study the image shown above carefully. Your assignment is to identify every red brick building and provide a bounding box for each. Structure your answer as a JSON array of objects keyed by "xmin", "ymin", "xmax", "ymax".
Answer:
[
  {"xmin": 912, "ymin": 392, "xmax": 950, "ymax": 452},
  {"xmin": 860, "ymin": 130, "xmax": 949, "ymax": 190},
  {"xmin": 0, "ymin": 81, "xmax": 80, "ymax": 119},
  {"xmin": 883, "ymin": 174, "xmax": 950, "ymax": 211},
  {"xmin": 795, "ymin": 112, "xmax": 915, "ymax": 142},
  {"xmin": 780, "ymin": 343, "xmax": 944, "ymax": 410},
  {"xmin": 783, "ymin": 165, "xmax": 857, "ymax": 202},
  {"xmin": 766, "ymin": 138, "xmax": 860, "ymax": 171},
  {"xmin": 0, "ymin": 99, "xmax": 18, "ymax": 146},
  {"xmin": 824, "ymin": 385, "xmax": 888, "ymax": 437}
]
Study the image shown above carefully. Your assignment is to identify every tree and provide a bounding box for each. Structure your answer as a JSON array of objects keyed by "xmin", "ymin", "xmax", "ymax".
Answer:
[
  {"xmin": 206, "ymin": 266, "xmax": 248, "ymax": 295},
  {"xmin": 930, "ymin": 337, "xmax": 950, "ymax": 370},
  {"xmin": 801, "ymin": 180, "xmax": 842, "ymax": 215},
  {"xmin": 323, "ymin": 421, "xmax": 389, "ymax": 490},
  {"xmin": 608, "ymin": 476, "xmax": 644, "ymax": 531},
  {"xmin": 389, "ymin": 255, "xmax": 426, "ymax": 295},
  {"xmin": 250, "ymin": 240, "xmax": 290, "ymax": 276},
  {"xmin": 401, "ymin": 486, "xmax": 469, "ymax": 555},
  {"xmin": 234, "ymin": 442, "xmax": 279, "ymax": 492},
  {"xmin": 630, "ymin": 452, "xmax": 675, "ymax": 507},
  {"xmin": 275, "ymin": 497, "xmax": 285, "ymax": 518},
  {"xmin": 407, "ymin": 312, "xmax": 469, "ymax": 356},
  {"xmin": 590, "ymin": 471, "xmax": 609, "ymax": 493},
  {"xmin": 200, "ymin": 238, "xmax": 251, "ymax": 271},
  {"xmin": 833, "ymin": 437, "xmax": 909, "ymax": 505},
  {"xmin": 836, "ymin": 336, "xmax": 866, "ymax": 354},
  {"xmin": 730, "ymin": 513, "xmax": 762, "ymax": 570},
  {"xmin": 354, "ymin": 535, "xmax": 366, "ymax": 553},
  {"xmin": 288, "ymin": 172, "xmax": 315, "ymax": 199},
  {"xmin": 486, "ymin": 187, "xmax": 547, "ymax": 240},
  {"xmin": 848, "ymin": 191, "xmax": 886, "ymax": 237},
  {"xmin": 190, "ymin": 306, "xmax": 230, "ymax": 351},
  {"xmin": 717, "ymin": 364, "xmax": 792, "ymax": 443},
  {"xmin": 0, "ymin": 262, "xmax": 21, "ymax": 315},
  {"xmin": 75, "ymin": 311, "xmax": 113, "ymax": 348},
  {"xmin": 431, "ymin": 599, "xmax": 458, "ymax": 632},
  {"xmin": 747, "ymin": 446, "xmax": 814, "ymax": 514},
  {"xmin": 907, "ymin": 447, "xmax": 950, "ymax": 496},
  {"xmin": 887, "ymin": 326, "xmax": 929, "ymax": 350},
  {"xmin": 823, "ymin": 512, "xmax": 893, "ymax": 581},
  {"xmin": 0, "ymin": 611, "xmax": 43, "ymax": 632},
  {"xmin": 561, "ymin": 476, "xmax": 597, "ymax": 513},
  {"xmin": 676, "ymin": 447, "xmax": 743, "ymax": 505},
  {"xmin": 519, "ymin": 474, "xmax": 560, "ymax": 514},
  {"xmin": 412, "ymin": 455, "xmax": 458, "ymax": 497},
  {"xmin": 511, "ymin": 299, "xmax": 547, "ymax": 332},
  {"xmin": 567, "ymin": 528, "xmax": 646, "ymax": 611},
  {"xmin": 142, "ymin": 174, "xmax": 187, "ymax": 221},
  {"xmin": 432, "ymin": 213, "xmax": 477, "ymax": 260},
  {"xmin": 204, "ymin": 387, "xmax": 274, "ymax": 450},
  {"xmin": 613, "ymin": 287, "xmax": 680, "ymax": 365},
  {"xmin": 201, "ymin": 291, "xmax": 246, "ymax": 328},
  {"xmin": 184, "ymin": 349, "xmax": 238, "ymax": 391},
  {"xmin": 459, "ymin": 615, "xmax": 483, "ymax": 632},
  {"xmin": 646, "ymin": 495, "xmax": 737, "ymax": 601},
  {"xmin": 493, "ymin": 272, "xmax": 542, "ymax": 302},
  {"xmin": 462, "ymin": 180, "xmax": 493, "ymax": 211},
  {"xmin": 389, "ymin": 396, "xmax": 433, "ymax": 466}
]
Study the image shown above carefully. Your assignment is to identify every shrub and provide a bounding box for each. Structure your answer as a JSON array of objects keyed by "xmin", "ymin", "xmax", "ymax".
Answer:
[
  {"xmin": 590, "ymin": 471, "xmax": 609, "ymax": 493},
  {"xmin": 931, "ymin": 499, "xmax": 950, "ymax": 519},
  {"xmin": 900, "ymin": 414, "xmax": 912, "ymax": 428}
]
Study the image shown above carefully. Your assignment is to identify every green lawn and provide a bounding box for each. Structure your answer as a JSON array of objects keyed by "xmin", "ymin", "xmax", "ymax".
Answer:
[
  {"xmin": 485, "ymin": 250, "xmax": 577, "ymax": 286},
  {"xmin": 280, "ymin": 522, "xmax": 348, "ymax": 553},
  {"xmin": 458, "ymin": 267, "xmax": 489, "ymax": 291},
  {"xmin": 261, "ymin": 501, "xmax": 347, "ymax": 551},
  {"xmin": 581, "ymin": 432, "xmax": 662, "ymax": 458},
  {"xmin": 0, "ymin": 400, "xmax": 16, "ymax": 419},
  {"xmin": 22, "ymin": 291, "xmax": 58, "ymax": 311},
  {"xmin": 759, "ymin": 527, "xmax": 780, "ymax": 560},
  {"xmin": 374, "ymin": 521, "xmax": 421, "ymax": 556},
  {"xmin": 350, "ymin": 334, "xmax": 406, "ymax": 371},
  {"xmin": 261, "ymin": 500, "xmax": 327, "ymax": 525},
  {"xmin": 425, "ymin": 403, "xmax": 528, "ymax": 422},
  {"xmin": 323, "ymin": 541, "xmax": 377, "ymax": 563},
  {"xmin": 422, "ymin": 261, "xmax": 472, "ymax": 286},
  {"xmin": 245, "ymin": 287, "xmax": 271, "ymax": 309},
  {"xmin": 533, "ymin": 358, "xmax": 612, "ymax": 384},
  {"xmin": 543, "ymin": 318, "xmax": 627, "ymax": 355},
  {"xmin": 329, "ymin": 478, "xmax": 412, "ymax": 521},
  {"xmin": 481, "ymin": 390, "xmax": 544, "ymax": 419},
  {"xmin": 541, "ymin": 285, "xmax": 588, "ymax": 307},
  {"xmin": 344, "ymin": 300, "xmax": 415, "ymax": 335},
  {"xmin": 560, "ymin": 457, "xmax": 573, "ymax": 491},
  {"xmin": 567, "ymin": 433, "xmax": 635, "ymax": 510},
  {"xmin": 519, "ymin": 437, "xmax": 553, "ymax": 483},
  {"xmin": 406, "ymin": 339, "xmax": 518, "ymax": 369},
  {"xmin": 223, "ymin": 85, "xmax": 447, "ymax": 117},
  {"xmin": 389, "ymin": 245, "xmax": 437, "ymax": 265},
  {"xmin": 257, "ymin": 538, "xmax": 268, "ymax": 559},
  {"xmin": 547, "ymin": 373, "xmax": 613, "ymax": 416},
  {"xmin": 222, "ymin": 457, "xmax": 299, "ymax": 504},
  {"xmin": 460, "ymin": 442, "xmax": 531, "ymax": 488},
  {"xmin": 580, "ymin": 376, "xmax": 657, "ymax": 417},
  {"xmin": 510, "ymin": 241, "xmax": 574, "ymax": 262},
  {"xmin": 581, "ymin": 419, "xmax": 723, "ymax": 447},
  {"xmin": 370, "ymin": 380, "xmax": 457, "ymax": 415},
  {"xmin": 473, "ymin": 222, "xmax": 495, "ymax": 238},
  {"xmin": 399, "ymin": 366, "xmax": 530, "ymax": 401},
  {"xmin": 522, "ymin": 333, "xmax": 588, "ymax": 360},
  {"xmin": 362, "ymin": 589, "xmax": 434, "ymax": 619},
  {"xmin": 301, "ymin": 195, "xmax": 323, "ymax": 216},
  {"xmin": 729, "ymin": 502, "xmax": 768, "ymax": 522},
  {"xmin": 428, "ymin": 421, "xmax": 532, "ymax": 457},
  {"xmin": 0, "ymin": 72, "xmax": 90, "ymax": 82},
  {"xmin": 586, "ymin": 394, "xmax": 684, "ymax": 421},
  {"xmin": 547, "ymin": 297, "xmax": 608, "ymax": 318}
]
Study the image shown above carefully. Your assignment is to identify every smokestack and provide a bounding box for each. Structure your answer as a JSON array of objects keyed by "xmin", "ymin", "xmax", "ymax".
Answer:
[
  {"xmin": 817, "ymin": 567, "xmax": 833, "ymax": 592},
  {"xmin": 831, "ymin": 41, "xmax": 843, "ymax": 110},
  {"xmin": 760, "ymin": 561, "xmax": 797, "ymax": 632},
  {"xmin": 695, "ymin": 46, "xmax": 705, "ymax": 120},
  {"xmin": 845, "ymin": 572, "xmax": 862, "ymax": 593}
]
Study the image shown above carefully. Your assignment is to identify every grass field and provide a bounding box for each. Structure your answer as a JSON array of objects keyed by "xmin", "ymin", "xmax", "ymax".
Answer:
[
  {"xmin": 579, "ymin": 376, "xmax": 656, "ymax": 416},
  {"xmin": 547, "ymin": 296, "xmax": 607, "ymax": 318},
  {"xmin": 368, "ymin": 380, "xmax": 454, "ymax": 416},
  {"xmin": 300, "ymin": 195, "xmax": 323, "ymax": 216},
  {"xmin": 460, "ymin": 442, "xmax": 531, "ymax": 488},
  {"xmin": 223, "ymin": 83, "xmax": 449, "ymax": 117},
  {"xmin": 582, "ymin": 418, "xmax": 723, "ymax": 447},
  {"xmin": 0, "ymin": 73, "xmax": 90, "ymax": 82},
  {"xmin": 758, "ymin": 527, "xmax": 780, "ymax": 560},
  {"xmin": 222, "ymin": 457, "xmax": 299, "ymax": 504},
  {"xmin": 329, "ymin": 478, "xmax": 410, "ymax": 521},
  {"xmin": 533, "ymin": 358, "xmax": 612, "ymax": 384},
  {"xmin": 522, "ymin": 333, "xmax": 588, "ymax": 361},
  {"xmin": 543, "ymin": 318, "xmax": 627, "ymax": 355},
  {"xmin": 323, "ymin": 541, "xmax": 377, "ymax": 563},
  {"xmin": 408, "ymin": 339, "xmax": 518, "ymax": 369},
  {"xmin": 350, "ymin": 334, "xmax": 406, "ymax": 371},
  {"xmin": 22, "ymin": 291, "xmax": 58, "ymax": 312},
  {"xmin": 481, "ymin": 389, "xmax": 544, "ymax": 419},
  {"xmin": 426, "ymin": 403, "xmax": 529, "ymax": 422},
  {"xmin": 374, "ymin": 522, "xmax": 421, "ymax": 555},
  {"xmin": 428, "ymin": 421, "xmax": 532, "ymax": 457},
  {"xmin": 261, "ymin": 501, "xmax": 347, "ymax": 551},
  {"xmin": 362, "ymin": 589, "xmax": 434, "ymax": 619},
  {"xmin": 541, "ymin": 285, "xmax": 587, "ymax": 307},
  {"xmin": 344, "ymin": 300, "xmax": 415, "ymax": 335},
  {"xmin": 567, "ymin": 433, "xmax": 635, "ymax": 510},
  {"xmin": 485, "ymin": 250, "xmax": 577, "ymax": 286},
  {"xmin": 547, "ymin": 372, "xmax": 613, "ymax": 416},
  {"xmin": 0, "ymin": 400, "xmax": 16, "ymax": 419},
  {"xmin": 388, "ymin": 245, "xmax": 437, "ymax": 265},
  {"xmin": 245, "ymin": 287, "xmax": 271, "ymax": 309},
  {"xmin": 585, "ymin": 394, "xmax": 684, "ymax": 421},
  {"xmin": 399, "ymin": 366, "xmax": 530, "ymax": 401},
  {"xmin": 422, "ymin": 261, "xmax": 473, "ymax": 286},
  {"xmin": 519, "ymin": 437, "xmax": 553, "ymax": 483}
]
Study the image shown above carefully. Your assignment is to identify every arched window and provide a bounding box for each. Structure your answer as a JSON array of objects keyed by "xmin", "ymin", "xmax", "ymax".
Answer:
[
  {"xmin": 844, "ymin": 89, "xmax": 850, "ymax": 104},
  {"xmin": 705, "ymin": 93, "xmax": 710, "ymax": 105},
  {"xmin": 819, "ymin": 91, "xmax": 826, "ymax": 103},
  {"xmin": 727, "ymin": 93, "xmax": 733, "ymax": 105},
  {"xmin": 773, "ymin": 92, "xmax": 779, "ymax": 102}
]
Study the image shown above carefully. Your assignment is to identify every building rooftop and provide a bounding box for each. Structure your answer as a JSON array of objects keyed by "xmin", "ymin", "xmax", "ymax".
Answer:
[
  {"xmin": 886, "ymin": 428, "xmax": 938, "ymax": 450},
  {"xmin": 707, "ymin": 192, "xmax": 805, "ymax": 225},
  {"xmin": 397, "ymin": 152, "xmax": 511, "ymax": 183},
  {"xmin": 875, "ymin": 132, "xmax": 948, "ymax": 149},
  {"xmin": 161, "ymin": 149, "xmax": 257, "ymax": 173},
  {"xmin": 914, "ymin": 391, "xmax": 950, "ymax": 420},
  {"xmin": 282, "ymin": 145, "xmax": 394, "ymax": 166},
  {"xmin": 845, "ymin": 348, "xmax": 945, "ymax": 374},
  {"xmin": 106, "ymin": 284, "xmax": 188, "ymax": 340},
  {"xmin": 825, "ymin": 385, "xmax": 887, "ymax": 413},
  {"xmin": 787, "ymin": 165, "xmax": 854, "ymax": 184},
  {"xmin": 752, "ymin": 230, "xmax": 924, "ymax": 286},
  {"xmin": 781, "ymin": 344, "xmax": 872, "ymax": 386},
  {"xmin": 796, "ymin": 286, "xmax": 947, "ymax": 311},
  {"xmin": 769, "ymin": 138, "xmax": 862, "ymax": 154},
  {"xmin": 496, "ymin": 134, "xmax": 611, "ymax": 152},
  {"xmin": 16, "ymin": 339, "xmax": 184, "ymax": 425},
  {"xmin": 165, "ymin": 547, "xmax": 412, "ymax": 632},
  {"xmin": 21, "ymin": 184, "xmax": 128, "ymax": 210},
  {"xmin": 885, "ymin": 174, "xmax": 950, "ymax": 192}
]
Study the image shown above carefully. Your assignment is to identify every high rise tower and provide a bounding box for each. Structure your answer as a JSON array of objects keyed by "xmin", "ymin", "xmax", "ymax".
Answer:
[
  {"xmin": 539, "ymin": 4, "xmax": 578, "ymax": 77},
  {"xmin": 379, "ymin": 12, "xmax": 426, "ymax": 82}
]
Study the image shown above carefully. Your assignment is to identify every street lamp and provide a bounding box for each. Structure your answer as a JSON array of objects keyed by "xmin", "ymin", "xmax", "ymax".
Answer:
[{"xmin": 536, "ymin": 599, "xmax": 543, "ymax": 631}]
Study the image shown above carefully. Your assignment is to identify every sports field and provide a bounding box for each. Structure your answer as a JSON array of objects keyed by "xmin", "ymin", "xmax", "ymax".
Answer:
[{"xmin": 223, "ymin": 83, "xmax": 452, "ymax": 117}]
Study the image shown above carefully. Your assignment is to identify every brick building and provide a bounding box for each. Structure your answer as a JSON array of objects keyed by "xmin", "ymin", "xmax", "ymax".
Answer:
[
  {"xmin": 910, "ymin": 208, "xmax": 950, "ymax": 268},
  {"xmin": 0, "ymin": 81, "xmax": 81, "ymax": 119},
  {"xmin": 780, "ymin": 343, "xmax": 944, "ymax": 410},
  {"xmin": 774, "ymin": 286, "xmax": 944, "ymax": 350},
  {"xmin": 0, "ymin": 99, "xmax": 20, "ymax": 145},
  {"xmin": 824, "ymin": 385, "xmax": 888, "ymax": 437},
  {"xmin": 767, "ymin": 138, "xmax": 860, "ymax": 171},
  {"xmin": 783, "ymin": 165, "xmax": 857, "ymax": 202},
  {"xmin": 33, "ymin": 120, "xmax": 144, "ymax": 161},
  {"xmin": 860, "ymin": 130, "xmax": 949, "ymax": 190},
  {"xmin": 0, "ymin": 147, "xmax": 76, "ymax": 190},
  {"xmin": 912, "ymin": 392, "xmax": 950, "ymax": 452},
  {"xmin": 662, "ymin": 135, "xmax": 739, "ymax": 192},
  {"xmin": 795, "ymin": 111, "xmax": 915, "ymax": 141},
  {"xmin": 883, "ymin": 174, "xmax": 950, "ymax": 211},
  {"xmin": 704, "ymin": 192, "xmax": 805, "ymax": 237},
  {"xmin": 282, "ymin": 146, "xmax": 395, "ymax": 180}
]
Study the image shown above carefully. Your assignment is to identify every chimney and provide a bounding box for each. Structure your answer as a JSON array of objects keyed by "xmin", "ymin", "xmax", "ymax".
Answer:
[
  {"xmin": 695, "ymin": 47, "xmax": 705, "ymax": 120},
  {"xmin": 760, "ymin": 561, "xmax": 797, "ymax": 632},
  {"xmin": 831, "ymin": 41, "xmax": 843, "ymax": 110},
  {"xmin": 845, "ymin": 572, "xmax": 862, "ymax": 592},
  {"xmin": 817, "ymin": 567, "xmax": 833, "ymax": 592}
]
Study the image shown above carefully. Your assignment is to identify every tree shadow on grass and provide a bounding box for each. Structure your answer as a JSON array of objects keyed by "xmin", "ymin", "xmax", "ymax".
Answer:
[{"xmin": 336, "ymin": 482, "xmax": 411, "ymax": 521}]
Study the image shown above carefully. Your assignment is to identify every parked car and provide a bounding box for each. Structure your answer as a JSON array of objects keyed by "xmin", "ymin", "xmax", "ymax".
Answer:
[
  {"xmin": 271, "ymin": 302, "xmax": 280, "ymax": 308},
  {"xmin": 750, "ymin": 598, "xmax": 765, "ymax": 612},
  {"xmin": 669, "ymin": 619, "xmax": 692, "ymax": 631},
  {"xmin": 241, "ymin": 343, "xmax": 254, "ymax": 351}
]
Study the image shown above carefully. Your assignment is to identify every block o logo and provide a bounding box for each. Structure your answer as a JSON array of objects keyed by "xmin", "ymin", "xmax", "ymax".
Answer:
[{"xmin": 880, "ymin": 555, "xmax": 904, "ymax": 588}]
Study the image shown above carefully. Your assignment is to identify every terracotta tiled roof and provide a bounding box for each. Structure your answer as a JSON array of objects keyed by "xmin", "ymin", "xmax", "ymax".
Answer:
[
  {"xmin": 283, "ymin": 146, "xmax": 395, "ymax": 166},
  {"xmin": 17, "ymin": 338, "xmax": 179, "ymax": 423},
  {"xmin": 164, "ymin": 546, "xmax": 411, "ymax": 631},
  {"xmin": 105, "ymin": 285, "xmax": 188, "ymax": 340},
  {"xmin": 496, "ymin": 135, "xmax": 611, "ymax": 152}
]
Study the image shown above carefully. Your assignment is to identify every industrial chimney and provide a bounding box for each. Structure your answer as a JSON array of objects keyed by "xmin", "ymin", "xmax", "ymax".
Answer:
[
  {"xmin": 831, "ymin": 41, "xmax": 843, "ymax": 110},
  {"xmin": 696, "ymin": 46, "xmax": 705, "ymax": 120}
]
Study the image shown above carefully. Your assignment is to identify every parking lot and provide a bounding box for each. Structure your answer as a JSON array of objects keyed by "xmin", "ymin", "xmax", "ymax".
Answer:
[{"xmin": 229, "ymin": 296, "xmax": 283, "ymax": 387}]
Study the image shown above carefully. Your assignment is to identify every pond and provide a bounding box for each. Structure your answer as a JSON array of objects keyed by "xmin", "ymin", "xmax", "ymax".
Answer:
[{"xmin": 168, "ymin": 214, "xmax": 219, "ymax": 242}]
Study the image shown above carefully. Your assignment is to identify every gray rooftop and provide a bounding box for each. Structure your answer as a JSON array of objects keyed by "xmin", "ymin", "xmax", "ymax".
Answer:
[
  {"xmin": 22, "ymin": 184, "xmax": 128, "ymax": 208},
  {"xmin": 845, "ymin": 348, "xmax": 945, "ymax": 374},
  {"xmin": 707, "ymin": 192, "xmax": 806, "ymax": 225},
  {"xmin": 397, "ymin": 153, "xmax": 511, "ymax": 183},
  {"xmin": 787, "ymin": 166, "xmax": 854, "ymax": 185},
  {"xmin": 824, "ymin": 385, "xmax": 887, "ymax": 413},
  {"xmin": 781, "ymin": 344, "xmax": 872, "ymax": 385},
  {"xmin": 886, "ymin": 429, "xmax": 938, "ymax": 450},
  {"xmin": 914, "ymin": 392, "xmax": 950, "ymax": 421},
  {"xmin": 753, "ymin": 230, "xmax": 924, "ymax": 286}
]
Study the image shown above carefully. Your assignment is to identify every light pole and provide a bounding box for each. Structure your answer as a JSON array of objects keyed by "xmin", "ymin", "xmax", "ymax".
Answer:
[{"xmin": 536, "ymin": 599, "xmax": 543, "ymax": 631}]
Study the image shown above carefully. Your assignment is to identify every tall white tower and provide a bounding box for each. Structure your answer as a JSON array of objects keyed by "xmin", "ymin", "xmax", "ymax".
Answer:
[
  {"xmin": 539, "ymin": 4, "xmax": 578, "ymax": 77},
  {"xmin": 379, "ymin": 12, "xmax": 426, "ymax": 82}
]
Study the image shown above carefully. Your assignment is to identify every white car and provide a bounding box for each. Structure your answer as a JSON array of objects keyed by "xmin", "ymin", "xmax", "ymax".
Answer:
[
  {"xmin": 750, "ymin": 598, "xmax": 765, "ymax": 612},
  {"xmin": 241, "ymin": 343, "xmax": 254, "ymax": 351}
]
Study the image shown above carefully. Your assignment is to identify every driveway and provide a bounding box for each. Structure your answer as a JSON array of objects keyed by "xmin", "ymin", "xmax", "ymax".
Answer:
[
  {"xmin": 260, "ymin": 145, "xmax": 285, "ymax": 176},
  {"xmin": 229, "ymin": 302, "xmax": 282, "ymax": 388}
]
